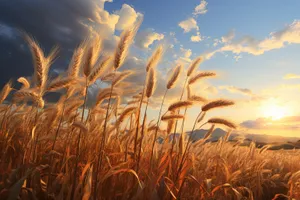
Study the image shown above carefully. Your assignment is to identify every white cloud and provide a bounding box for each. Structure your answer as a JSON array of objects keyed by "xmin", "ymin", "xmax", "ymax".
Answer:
[
  {"xmin": 176, "ymin": 47, "xmax": 192, "ymax": 64},
  {"xmin": 219, "ymin": 86, "xmax": 253, "ymax": 96},
  {"xmin": 213, "ymin": 39, "xmax": 221, "ymax": 47},
  {"xmin": 94, "ymin": 6, "xmax": 120, "ymax": 35},
  {"xmin": 284, "ymin": 73, "xmax": 300, "ymax": 79},
  {"xmin": 234, "ymin": 54, "xmax": 242, "ymax": 61},
  {"xmin": 191, "ymin": 31, "xmax": 202, "ymax": 42},
  {"xmin": 135, "ymin": 29, "xmax": 164, "ymax": 49},
  {"xmin": 99, "ymin": 0, "xmax": 113, "ymax": 9},
  {"xmin": 181, "ymin": 47, "xmax": 192, "ymax": 58},
  {"xmin": 207, "ymin": 20, "xmax": 300, "ymax": 59},
  {"xmin": 194, "ymin": 0, "xmax": 208, "ymax": 15},
  {"xmin": 91, "ymin": 3, "xmax": 143, "ymax": 39},
  {"xmin": 178, "ymin": 18, "xmax": 199, "ymax": 33},
  {"xmin": 115, "ymin": 4, "xmax": 142, "ymax": 31},
  {"xmin": 0, "ymin": 23, "xmax": 17, "ymax": 39},
  {"xmin": 221, "ymin": 30, "xmax": 235, "ymax": 43}
]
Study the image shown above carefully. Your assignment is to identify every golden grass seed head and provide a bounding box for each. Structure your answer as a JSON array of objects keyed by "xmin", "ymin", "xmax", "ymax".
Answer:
[
  {"xmin": 0, "ymin": 81, "xmax": 12, "ymax": 104},
  {"xmin": 201, "ymin": 99, "xmax": 234, "ymax": 112},
  {"xmin": 88, "ymin": 56, "xmax": 112, "ymax": 85},
  {"xmin": 68, "ymin": 47, "xmax": 84, "ymax": 78},
  {"xmin": 187, "ymin": 56, "xmax": 202, "ymax": 77},
  {"xmin": 168, "ymin": 100, "xmax": 193, "ymax": 111},
  {"xmin": 17, "ymin": 77, "xmax": 30, "ymax": 89},
  {"xmin": 188, "ymin": 72, "xmax": 216, "ymax": 85},
  {"xmin": 167, "ymin": 64, "xmax": 182, "ymax": 89},
  {"xmin": 189, "ymin": 95, "xmax": 207, "ymax": 103},
  {"xmin": 83, "ymin": 45, "xmax": 94, "ymax": 77},
  {"xmin": 112, "ymin": 71, "xmax": 133, "ymax": 86},
  {"xmin": 207, "ymin": 117, "xmax": 237, "ymax": 129},
  {"xmin": 161, "ymin": 114, "xmax": 184, "ymax": 121},
  {"xmin": 145, "ymin": 68, "xmax": 156, "ymax": 98},
  {"xmin": 114, "ymin": 24, "xmax": 139, "ymax": 70},
  {"xmin": 146, "ymin": 45, "xmax": 164, "ymax": 72},
  {"xmin": 47, "ymin": 78, "xmax": 75, "ymax": 92}
]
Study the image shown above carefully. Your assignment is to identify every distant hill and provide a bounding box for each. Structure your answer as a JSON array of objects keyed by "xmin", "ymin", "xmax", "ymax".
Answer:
[
  {"xmin": 189, "ymin": 128, "xmax": 300, "ymax": 143},
  {"xmin": 177, "ymin": 128, "xmax": 300, "ymax": 150}
]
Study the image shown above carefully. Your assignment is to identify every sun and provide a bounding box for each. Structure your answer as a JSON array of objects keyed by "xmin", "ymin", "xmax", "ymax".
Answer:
[{"xmin": 262, "ymin": 101, "xmax": 289, "ymax": 120}]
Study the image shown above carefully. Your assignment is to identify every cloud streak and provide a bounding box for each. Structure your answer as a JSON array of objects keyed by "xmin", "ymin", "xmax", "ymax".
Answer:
[
  {"xmin": 207, "ymin": 20, "xmax": 300, "ymax": 59},
  {"xmin": 178, "ymin": 18, "xmax": 199, "ymax": 33},
  {"xmin": 194, "ymin": 0, "xmax": 208, "ymax": 15},
  {"xmin": 284, "ymin": 73, "xmax": 300, "ymax": 79},
  {"xmin": 135, "ymin": 29, "xmax": 164, "ymax": 49},
  {"xmin": 241, "ymin": 116, "xmax": 300, "ymax": 130}
]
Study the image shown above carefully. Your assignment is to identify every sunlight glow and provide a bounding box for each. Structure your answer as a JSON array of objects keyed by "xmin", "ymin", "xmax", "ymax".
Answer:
[{"xmin": 262, "ymin": 101, "xmax": 289, "ymax": 120}]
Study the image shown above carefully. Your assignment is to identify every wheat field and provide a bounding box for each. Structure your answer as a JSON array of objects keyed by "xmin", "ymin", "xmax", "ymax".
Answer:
[{"xmin": 0, "ymin": 23, "xmax": 300, "ymax": 200}]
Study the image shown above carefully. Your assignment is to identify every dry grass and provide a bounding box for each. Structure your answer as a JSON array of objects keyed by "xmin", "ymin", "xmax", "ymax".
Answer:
[{"xmin": 0, "ymin": 24, "xmax": 299, "ymax": 200}]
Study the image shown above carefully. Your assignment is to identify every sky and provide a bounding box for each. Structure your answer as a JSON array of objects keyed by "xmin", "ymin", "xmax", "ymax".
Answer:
[{"xmin": 1, "ymin": 0, "xmax": 300, "ymax": 136}]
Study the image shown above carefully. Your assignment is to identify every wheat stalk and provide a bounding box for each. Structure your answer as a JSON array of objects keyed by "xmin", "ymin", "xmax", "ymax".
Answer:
[
  {"xmin": 68, "ymin": 47, "xmax": 84, "ymax": 78},
  {"xmin": 207, "ymin": 117, "xmax": 237, "ymax": 129},
  {"xmin": 167, "ymin": 64, "xmax": 182, "ymax": 89},
  {"xmin": 161, "ymin": 114, "xmax": 184, "ymax": 121},
  {"xmin": 17, "ymin": 77, "xmax": 30, "ymax": 89},
  {"xmin": 14, "ymin": 90, "xmax": 44, "ymax": 108},
  {"xmin": 88, "ymin": 56, "xmax": 111, "ymax": 85},
  {"xmin": 189, "ymin": 95, "xmax": 207, "ymax": 103},
  {"xmin": 145, "ymin": 68, "xmax": 156, "ymax": 98},
  {"xmin": 187, "ymin": 56, "xmax": 203, "ymax": 77},
  {"xmin": 47, "ymin": 78, "xmax": 75, "ymax": 92},
  {"xmin": 114, "ymin": 24, "xmax": 139, "ymax": 70},
  {"xmin": 202, "ymin": 99, "xmax": 234, "ymax": 112},
  {"xmin": 188, "ymin": 72, "xmax": 216, "ymax": 85},
  {"xmin": 24, "ymin": 35, "xmax": 46, "ymax": 89},
  {"xmin": 83, "ymin": 45, "xmax": 94, "ymax": 77},
  {"xmin": 112, "ymin": 71, "xmax": 133, "ymax": 86},
  {"xmin": 168, "ymin": 100, "xmax": 193, "ymax": 111},
  {"xmin": 0, "ymin": 81, "xmax": 12, "ymax": 104},
  {"xmin": 146, "ymin": 45, "xmax": 164, "ymax": 72}
]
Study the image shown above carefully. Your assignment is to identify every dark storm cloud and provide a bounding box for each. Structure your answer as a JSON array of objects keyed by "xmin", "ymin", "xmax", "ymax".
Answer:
[{"xmin": 0, "ymin": 0, "xmax": 98, "ymax": 87}]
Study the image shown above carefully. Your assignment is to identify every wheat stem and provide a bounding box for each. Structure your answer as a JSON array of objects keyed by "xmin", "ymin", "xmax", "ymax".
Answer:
[
  {"xmin": 136, "ymin": 98, "xmax": 149, "ymax": 172},
  {"xmin": 149, "ymin": 88, "xmax": 168, "ymax": 172},
  {"xmin": 70, "ymin": 78, "xmax": 88, "ymax": 200}
]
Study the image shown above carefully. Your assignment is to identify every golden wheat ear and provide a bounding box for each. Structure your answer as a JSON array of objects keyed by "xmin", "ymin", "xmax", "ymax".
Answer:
[
  {"xmin": 92, "ymin": 34, "xmax": 103, "ymax": 66},
  {"xmin": 188, "ymin": 72, "xmax": 216, "ymax": 85},
  {"xmin": 83, "ymin": 45, "xmax": 94, "ymax": 77},
  {"xmin": 201, "ymin": 99, "xmax": 234, "ymax": 112},
  {"xmin": 112, "ymin": 70, "xmax": 134, "ymax": 86},
  {"xmin": 88, "ymin": 56, "xmax": 112, "ymax": 85},
  {"xmin": 68, "ymin": 46, "xmax": 84, "ymax": 78},
  {"xmin": 117, "ymin": 107, "xmax": 137, "ymax": 125},
  {"xmin": 114, "ymin": 21, "xmax": 141, "ymax": 70},
  {"xmin": 189, "ymin": 95, "xmax": 207, "ymax": 103},
  {"xmin": 17, "ymin": 77, "xmax": 30, "ymax": 89},
  {"xmin": 46, "ymin": 45, "xmax": 60, "ymax": 66},
  {"xmin": 146, "ymin": 45, "xmax": 164, "ymax": 72},
  {"xmin": 207, "ymin": 117, "xmax": 237, "ymax": 129},
  {"xmin": 23, "ymin": 33, "xmax": 46, "ymax": 89},
  {"xmin": 0, "ymin": 81, "xmax": 12, "ymax": 104},
  {"xmin": 145, "ymin": 68, "xmax": 156, "ymax": 98},
  {"xmin": 168, "ymin": 100, "xmax": 193, "ymax": 111},
  {"xmin": 47, "ymin": 77, "xmax": 75, "ymax": 92},
  {"xmin": 161, "ymin": 114, "xmax": 184, "ymax": 121},
  {"xmin": 167, "ymin": 64, "xmax": 182, "ymax": 89},
  {"xmin": 187, "ymin": 56, "xmax": 203, "ymax": 77}
]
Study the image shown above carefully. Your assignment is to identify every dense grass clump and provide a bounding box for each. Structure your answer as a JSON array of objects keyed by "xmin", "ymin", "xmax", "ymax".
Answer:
[{"xmin": 0, "ymin": 24, "xmax": 300, "ymax": 200}]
